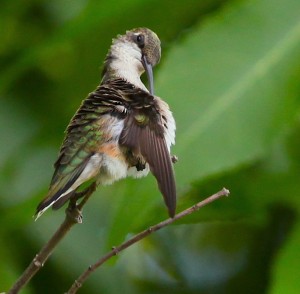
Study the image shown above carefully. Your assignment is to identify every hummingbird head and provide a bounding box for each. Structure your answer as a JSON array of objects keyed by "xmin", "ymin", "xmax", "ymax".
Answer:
[
  {"xmin": 127, "ymin": 28, "xmax": 161, "ymax": 95},
  {"xmin": 103, "ymin": 28, "xmax": 161, "ymax": 95}
]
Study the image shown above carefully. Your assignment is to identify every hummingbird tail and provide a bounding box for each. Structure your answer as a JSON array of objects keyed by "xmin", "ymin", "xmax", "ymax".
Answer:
[{"xmin": 33, "ymin": 190, "xmax": 74, "ymax": 221}]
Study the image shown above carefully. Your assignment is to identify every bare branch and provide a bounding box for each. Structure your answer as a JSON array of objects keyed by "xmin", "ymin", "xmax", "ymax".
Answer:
[
  {"xmin": 7, "ymin": 183, "xmax": 97, "ymax": 294},
  {"xmin": 66, "ymin": 188, "xmax": 230, "ymax": 294}
]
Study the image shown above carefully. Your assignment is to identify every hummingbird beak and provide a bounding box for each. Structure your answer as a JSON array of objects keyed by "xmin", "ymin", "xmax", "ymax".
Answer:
[{"xmin": 142, "ymin": 55, "xmax": 154, "ymax": 95}]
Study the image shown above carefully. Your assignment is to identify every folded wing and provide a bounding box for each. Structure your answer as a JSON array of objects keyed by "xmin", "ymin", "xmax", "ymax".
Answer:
[{"xmin": 120, "ymin": 108, "xmax": 176, "ymax": 217}]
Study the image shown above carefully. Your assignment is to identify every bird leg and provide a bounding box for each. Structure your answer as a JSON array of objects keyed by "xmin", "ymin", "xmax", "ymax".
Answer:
[
  {"xmin": 75, "ymin": 182, "xmax": 97, "ymax": 210},
  {"xmin": 66, "ymin": 182, "xmax": 97, "ymax": 224}
]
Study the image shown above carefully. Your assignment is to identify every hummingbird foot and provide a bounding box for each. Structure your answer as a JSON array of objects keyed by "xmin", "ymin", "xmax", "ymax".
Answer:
[
  {"xmin": 64, "ymin": 182, "xmax": 97, "ymax": 224},
  {"xmin": 65, "ymin": 202, "xmax": 83, "ymax": 224},
  {"xmin": 171, "ymin": 155, "xmax": 178, "ymax": 164}
]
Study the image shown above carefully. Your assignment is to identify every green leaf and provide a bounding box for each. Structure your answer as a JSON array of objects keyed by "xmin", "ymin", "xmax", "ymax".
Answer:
[
  {"xmin": 157, "ymin": 0, "xmax": 300, "ymax": 185},
  {"xmin": 270, "ymin": 222, "xmax": 300, "ymax": 294}
]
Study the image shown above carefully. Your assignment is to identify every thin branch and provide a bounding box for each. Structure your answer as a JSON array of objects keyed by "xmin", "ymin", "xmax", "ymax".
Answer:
[
  {"xmin": 8, "ymin": 183, "xmax": 97, "ymax": 294},
  {"xmin": 66, "ymin": 188, "xmax": 230, "ymax": 294}
]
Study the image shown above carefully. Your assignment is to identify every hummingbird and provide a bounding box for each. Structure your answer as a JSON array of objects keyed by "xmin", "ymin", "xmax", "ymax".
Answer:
[{"xmin": 35, "ymin": 28, "xmax": 176, "ymax": 220}]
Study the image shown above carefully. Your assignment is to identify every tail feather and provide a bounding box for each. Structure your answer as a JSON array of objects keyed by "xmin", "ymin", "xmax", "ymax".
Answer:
[
  {"xmin": 52, "ymin": 191, "xmax": 76, "ymax": 210},
  {"xmin": 34, "ymin": 161, "xmax": 89, "ymax": 220},
  {"xmin": 34, "ymin": 189, "xmax": 74, "ymax": 220}
]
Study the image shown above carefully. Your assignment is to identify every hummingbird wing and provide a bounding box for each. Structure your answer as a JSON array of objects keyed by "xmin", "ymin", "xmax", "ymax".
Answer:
[
  {"xmin": 35, "ymin": 85, "xmax": 124, "ymax": 218},
  {"xmin": 119, "ymin": 92, "xmax": 176, "ymax": 217},
  {"xmin": 35, "ymin": 118, "xmax": 101, "ymax": 217}
]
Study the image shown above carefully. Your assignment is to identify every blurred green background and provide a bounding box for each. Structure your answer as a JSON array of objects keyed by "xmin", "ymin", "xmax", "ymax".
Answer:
[{"xmin": 1, "ymin": 0, "xmax": 300, "ymax": 293}]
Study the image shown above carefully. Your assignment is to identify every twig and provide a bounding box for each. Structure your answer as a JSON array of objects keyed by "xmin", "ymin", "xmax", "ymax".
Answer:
[
  {"xmin": 8, "ymin": 183, "xmax": 97, "ymax": 294},
  {"xmin": 66, "ymin": 188, "xmax": 230, "ymax": 294}
]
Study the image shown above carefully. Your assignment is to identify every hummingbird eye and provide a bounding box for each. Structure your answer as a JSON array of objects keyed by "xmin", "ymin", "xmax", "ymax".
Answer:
[{"xmin": 135, "ymin": 34, "xmax": 145, "ymax": 48}]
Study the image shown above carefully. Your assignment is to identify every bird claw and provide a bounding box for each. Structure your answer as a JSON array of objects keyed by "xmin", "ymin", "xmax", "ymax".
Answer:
[
  {"xmin": 66, "ymin": 204, "xmax": 83, "ymax": 224},
  {"xmin": 171, "ymin": 155, "xmax": 178, "ymax": 164}
]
